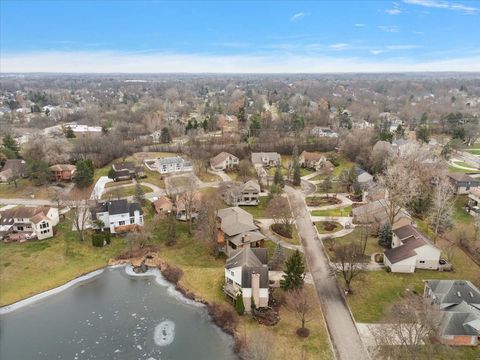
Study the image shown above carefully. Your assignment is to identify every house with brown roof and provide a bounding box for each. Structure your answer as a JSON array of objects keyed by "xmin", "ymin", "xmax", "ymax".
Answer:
[
  {"xmin": 448, "ymin": 173, "xmax": 479, "ymax": 195},
  {"xmin": 224, "ymin": 247, "xmax": 269, "ymax": 312},
  {"xmin": 299, "ymin": 151, "xmax": 323, "ymax": 170},
  {"xmin": 216, "ymin": 207, "xmax": 266, "ymax": 256},
  {"xmin": 0, "ymin": 159, "xmax": 27, "ymax": 182},
  {"xmin": 210, "ymin": 152, "xmax": 239, "ymax": 171},
  {"xmin": 151, "ymin": 196, "xmax": 174, "ymax": 215},
  {"xmin": 0, "ymin": 206, "xmax": 60, "ymax": 241},
  {"xmin": 384, "ymin": 224, "xmax": 441, "ymax": 273},
  {"xmin": 175, "ymin": 192, "xmax": 203, "ymax": 221},
  {"xmin": 50, "ymin": 164, "xmax": 76, "ymax": 182}
]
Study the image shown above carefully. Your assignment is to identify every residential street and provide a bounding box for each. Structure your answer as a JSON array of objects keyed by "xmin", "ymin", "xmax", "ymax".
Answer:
[{"xmin": 286, "ymin": 185, "xmax": 370, "ymax": 360}]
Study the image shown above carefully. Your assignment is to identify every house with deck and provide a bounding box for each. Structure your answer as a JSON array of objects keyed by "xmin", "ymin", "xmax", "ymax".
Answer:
[
  {"xmin": 112, "ymin": 162, "xmax": 146, "ymax": 181},
  {"xmin": 251, "ymin": 152, "xmax": 281, "ymax": 168},
  {"xmin": 216, "ymin": 207, "xmax": 266, "ymax": 256},
  {"xmin": 145, "ymin": 156, "xmax": 193, "ymax": 175},
  {"xmin": 224, "ymin": 247, "xmax": 269, "ymax": 312},
  {"xmin": 384, "ymin": 224, "xmax": 441, "ymax": 273},
  {"xmin": 424, "ymin": 280, "xmax": 480, "ymax": 346},
  {"xmin": 0, "ymin": 206, "xmax": 59, "ymax": 241},
  {"xmin": 91, "ymin": 199, "xmax": 143, "ymax": 233},
  {"xmin": 221, "ymin": 180, "xmax": 260, "ymax": 206}
]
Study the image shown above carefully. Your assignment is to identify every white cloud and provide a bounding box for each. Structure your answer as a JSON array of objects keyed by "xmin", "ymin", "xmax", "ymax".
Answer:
[
  {"xmin": 386, "ymin": 44, "xmax": 420, "ymax": 50},
  {"xmin": 385, "ymin": 8, "xmax": 402, "ymax": 14},
  {"xmin": 378, "ymin": 25, "xmax": 400, "ymax": 32},
  {"xmin": 413, "ymin": 30, "xmax": 425, "ymax": 35},
  {"xmin": 290, "ymin": 12, "xmax": 306, "ymax": 22},
  {"xmin": 2, "ymin": 50, "xmax": 480, "ymax": 73},
  {"xmin": 329, "ymin": 43, "xmax": 350, "ymax": 50},
  {"xmin": 370, "ymin": 50, "xmax": 385, "ymax": 55},
  {"xmin": 354, "ymin": 23, "xmax": 366, "ymax": 27},
  {"xmin": 403, "ymin": 0, "xmax": 478, "ymax": 14}
]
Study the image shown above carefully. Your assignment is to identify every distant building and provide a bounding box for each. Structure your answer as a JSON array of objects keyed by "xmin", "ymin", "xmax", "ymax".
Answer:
[
  {"xmin": 355, "ymin": 167, "xmax": 374, "ymax": 188},
  {"xmin": 0, "ymin": 206, "xmax": 60, "ymax": 241},
  {"xmin": 210, "ymin": 152, "xmax": 239, "ymax": 171},
  {"xmin": 49, "ymin": 164, "xmax": 76, "ymax": 182},
  {"xmin": 112, "ymin": 162, "xmax": 146, "ymax": 181},
  {"xmin": 384, "ymin": 224, "xmax": 441, "ymax": 273},
  {"xmin": 299, "ymin": 151, "xmax": 323, "ymax": 169},
  {"xmin": 224, "ymin": 247, "xmax": 269, "ymax": 312},
  {"xmin": 145, "ymin": 156, "xmax": 193, "ymax": 175},
  {"xmin": 467, "ymin": 188, "xmax": 480, "ymax": 214},
  {"xmin": 91, "ymin": 199, "xmax": 143, "ymax": 233},
  {"xmin": 251, "ymin": 152, "xmax": 281, "ymax": 168},
  {"xmin": 0, "ymin": 159, "xmax": 27, "ymax": 182},
  {"xmin": 309, "ymin": 127, "xmax": 338, "ymax": 138},
  {"xmin": 151, "ymin": 196, "xmax": 174, "ymax": 215},
  {"xmin": 424, "ymin": 280, "xmax": 480, "ymax": 346}
]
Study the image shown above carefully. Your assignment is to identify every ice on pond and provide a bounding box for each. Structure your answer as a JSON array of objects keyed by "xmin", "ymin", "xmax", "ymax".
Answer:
[{"xmin": 154, "ymin": 320, "xmax": 175, "ymax": 346}]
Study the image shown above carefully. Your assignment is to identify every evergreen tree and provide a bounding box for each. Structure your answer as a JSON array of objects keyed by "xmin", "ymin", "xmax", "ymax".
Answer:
[
  {"xmin": 249, "ymin": 113, "xmax": 261, "ymax": 137},
  {"xmin": 27, "ymin": 159, "xmax": 52, "ymax": 186},
  {"xmin": 273, "ymin": 164, "xmax": 284, "ymax": 188},
  {"xmin": 416, "ymin": 126, "xmax": 430, "ymax": 144},
  {"xmin": 378, "ymin": 223, "xmax": 393, "ymax": 248},
  {"xmin": 65, "ymin": 126, "xmax": 76, "ymax": 138},
  {"xmin": 74, "ymin": 159, "xmax": 94, "ymax": 188},
  {"xmin": 2, "ymin": 134, "xmax": 19, "ymax": 156},
  {"xmin": 280, "ymin": 250, "xmax": 305, "ymax": 291},
  {"xmin": 270, "ymin": 242, "xmax": 286, "ymax": 270},
  {"xmin": 165, "ymin": 213, "xmax": 177, "ymax": 246},
  {"xmin": 235, "ymin": 292, "xmax": 245, "ymax": 315},
  {"xmin": 108, "ymin": 167, "xmax": 116, "ymax": 180},
  {"xmin": 320, "ymin": 175, "xmax": 333, "ymax": 195},
  {"xmin": 160, "ymin": 127, "xmax": 172, "ymax": 144}
]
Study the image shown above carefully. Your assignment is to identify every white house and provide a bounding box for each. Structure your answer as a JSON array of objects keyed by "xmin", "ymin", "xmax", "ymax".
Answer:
[
  {"xmin": 91, "ymin": 199, "xmax": 143, "ymax": 233},
  {"xmin": 384, "ymin": 224, "xmax": 441, "ymax": 273},
  {"xmin": 145, "ymin": 156, "xmax": 193, "ymax": 174},
  {"xmin": 309, "ymin": 126, "xmax": 338, "ymax": 138},
  {"xmin": 0, "ymin": 206, "xmax": 59, "ymax": 241},
  {"xmin": 224, "ymin": 247, "xmax": 269, "ymax": 312},
  {"xmin": 210, "ymin": 152, "xmax": 239, "ymax": 171}
]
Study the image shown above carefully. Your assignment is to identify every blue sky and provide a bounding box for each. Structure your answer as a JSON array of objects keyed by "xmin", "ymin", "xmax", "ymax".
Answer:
[{"xmin": 1, "ymin": 0, "xmax": 480, "ymax": 72}]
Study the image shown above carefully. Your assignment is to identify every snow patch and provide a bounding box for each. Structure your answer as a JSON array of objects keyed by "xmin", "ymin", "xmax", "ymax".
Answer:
[{"xmin": 154, "ymin": 320, "xmax": 175, "ymax": 347}]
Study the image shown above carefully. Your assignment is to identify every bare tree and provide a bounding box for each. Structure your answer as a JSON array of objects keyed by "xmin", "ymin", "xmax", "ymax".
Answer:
[
  {"xmin": 196, "ymin": 191, "xmax": 222, "ymax": 255},
  {"xmin": 266, "ymin": 195, "xmax": 294, "ymax": 237},
  {"xmin": 173, "ymin": 175, "xmax": 199, "ymax": 235},
  {"xmin": 285, "ymin": 288, "xmax": 315, "ymax": 337},
  {"xmin": 68, "ymin": 195, "xmax": 91, "ymax": 242},
  {"xmin": 428, "ymin": 176, "xmax": 455, "ymax": 241},
  {"xmin": 371, "ymin": 293, "xmax": 443, "ymax": 360},
  {"xmin": 333, "ymin": 243, "xmax": 366, "ymax": 294},
  {"xmin": 378, "ymin": 161, "xmax": 419, "ymax": 227}
]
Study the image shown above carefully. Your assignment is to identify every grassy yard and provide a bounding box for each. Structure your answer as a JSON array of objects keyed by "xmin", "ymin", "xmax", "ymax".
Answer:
[
  {"xmin": 240, "ymin": 196, "xmax": 270, "ymax": 218},
  {"xmin": 465, "ymin": 148, "xmax": 480, "ymax": 155},
  {"xmin": 0, "ymin": 220, "xmax": 127, "ymax": 305},
  {"xmin": 317, "ymin": 180, "xmax": 346, "ymax": 194},
  {"xmin": 324, "ymin": 227, "xmax": 383, "ymax": 260},
  {"xmin": 270, "ymin": 224, "xmax": 302, "ymax": 245},
  {"xmin": 332, "ymin": 156, "xmax": 355, "ymax": 177},
  {"xmin": 100, "ymin": 184, "xmax": 153, "ymax": 200},
  {"xmin": 311, "ymin": 205, "xmax": 352, "ymax": 217},
  {"xmin": 0, "ymin": 179, "xmax": 58, "ymax": 199},
  {"xmin": 345, "ymin": 237, "xmax": 480, "ymax": 323},
  {"xmin": 448, "ymin": 165, "xmax": 478, "ymax": 174},
  {"xmin": 453, "ymin": 195, "xmax": 474, "ymax": 224}
]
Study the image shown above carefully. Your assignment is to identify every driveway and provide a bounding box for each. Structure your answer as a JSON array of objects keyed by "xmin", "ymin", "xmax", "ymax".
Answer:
[
  {"xmin": 286, "ymin": 185, "xmax": 370, "ymax": 360},
  {"xmin": 90, "ymin": 176, "xmax": 113, "ymax": 200}
]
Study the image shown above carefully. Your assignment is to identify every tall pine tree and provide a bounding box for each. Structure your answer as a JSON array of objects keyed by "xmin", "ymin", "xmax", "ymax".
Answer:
[{"xmin": 281, "ymin": 250, "xmax": 305, "ymax": 291}]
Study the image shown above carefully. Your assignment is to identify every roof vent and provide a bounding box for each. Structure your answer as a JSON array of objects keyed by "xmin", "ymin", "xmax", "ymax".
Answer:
[{"xmin": 456, "ymin": 291, "xmax": 461, "ymax": 297}]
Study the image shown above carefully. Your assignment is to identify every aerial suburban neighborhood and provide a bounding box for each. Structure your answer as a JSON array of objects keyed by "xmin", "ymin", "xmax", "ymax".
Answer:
[{"xmin": 1, "ymin": 1, "xmax": 480, "ymax": 359}]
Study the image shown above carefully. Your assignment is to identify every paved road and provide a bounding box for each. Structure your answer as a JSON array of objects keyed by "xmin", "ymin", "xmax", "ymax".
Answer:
[
  {"xmin": 286, "ymin": 185, "xmax": 370, "ymax": 360},
  {"xmin": 0, "ymin": 198, "xmax": 57, "ymax": 206}
]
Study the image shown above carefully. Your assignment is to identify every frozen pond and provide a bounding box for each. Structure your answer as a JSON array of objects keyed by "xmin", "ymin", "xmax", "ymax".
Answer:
[{"xmin": 0, "ymin": 266, "xmax": 237, "ymax": 360}]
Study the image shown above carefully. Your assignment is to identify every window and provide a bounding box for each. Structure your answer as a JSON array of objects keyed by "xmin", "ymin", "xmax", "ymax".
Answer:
[
  {"xmin": 130, "ymin": 217, "xmax": 135, "ymax": 224},
  {"xmin": 119, "ymin": 221, "xmax": 125, "ymax": 226},
  {"xmin": 40, "ymin": 222, "xmax": 49, "ymax": 229},
  {"xmin": 419, "ymin": 260, "xmax": 425, "ymax": 264}
]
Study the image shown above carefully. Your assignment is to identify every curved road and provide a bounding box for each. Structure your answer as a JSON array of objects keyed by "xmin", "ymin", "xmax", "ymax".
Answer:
[{"xmin": 286, "ymin": 185, "xmax": 370, "ymax": 360}]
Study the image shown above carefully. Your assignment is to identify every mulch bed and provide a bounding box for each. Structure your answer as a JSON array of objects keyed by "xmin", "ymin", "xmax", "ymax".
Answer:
[{"xmin": 271, "ymin": 224, "xmax": 293, "ymax": 239}]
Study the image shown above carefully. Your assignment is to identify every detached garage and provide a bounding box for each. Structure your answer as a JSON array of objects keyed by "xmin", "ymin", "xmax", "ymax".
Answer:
[{"xmin": 384, "ymin": 225, "xmax": 441, "ymax": 274}]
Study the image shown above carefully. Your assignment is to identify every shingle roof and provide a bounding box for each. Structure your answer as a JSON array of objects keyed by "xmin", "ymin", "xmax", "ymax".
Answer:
[
  {"xmin": 112, "ymin": 162, "xmax": 136, "ymax": 171},
  {"xmin": 251, "ymin": 152, "xmax": 281, "ymax": 165},
  {"xmin": 448, "ymin": 173, "xmax": 477, "ymax": 183},
  {"xmin": 300, "ymin": 151, "xmax": 323, "ymax": 162},
  {"xmin": 92, "ymin": 200, "xmax": 143, "ymax": 217},
  {"xmin": 1, "ymin": 159, "xmax": 26, "ymax": 173},
  {"xmin": 426, "ymin": 280, "xmax": 480, "ymax": 307},
  {"xmin": 384, "ymin": 225, "xmax": 433, "ymax": 264},
  {"xmin": 217, "ymin": 207, "xmax": 257, "ymax": 236},
  {"xmin": 49, "ymin": 164, "xmax": 76, "ymax": 172},
  {"xmin": 225, "ymin": 248, "xmax": 269, "ymax": 288},
  {"xmin": 210, "ymin": 152, "xmax": 237, "ymax": 167},
  {"xmin": 0, "ymin": 206, "xmax": 50, "ymax": 220},
  {"xmin": 157, "ymin": 156, "xmax": 186, "ymax": 165}
]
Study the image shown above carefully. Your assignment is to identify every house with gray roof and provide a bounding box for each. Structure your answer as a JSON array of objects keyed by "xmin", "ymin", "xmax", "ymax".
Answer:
[
  {"xmin": 251, "ymin": 152, "xmax": 281, "ymax": 168},
  {"xmin": 221, "ymin": 180, "xmax": 260, "ymax": 206},
  {"xmin": 210, "ymin": 152, "xmax": 239, "ymax": 171},
  {"xmin": 216, "ymin": 207, "xmax": 266, "ymax": 256},
  {"xmin": 0, "ymin": 159, "xmax": 27, "ymax": 182},
  {"xmin": 448, "ymin": 173, "xmax": 479, "ymax": 195},
  {"xmin": 145, "ymin": 156, "xmax": 192, "ymax": 174},
  {"xmin": 91, "ymin": 199, "xmax": 143, "ymax": 233},
  {"xmin": 424, "ymin": 280, "xmax": 480, "ymax": 346},
  {"xmin": 224, "ymin": 247, "xmax": 269, "ymax": 312},
  {"xmin": 384, "ymin": 224, "xmax": 441, "ymax": 273}
]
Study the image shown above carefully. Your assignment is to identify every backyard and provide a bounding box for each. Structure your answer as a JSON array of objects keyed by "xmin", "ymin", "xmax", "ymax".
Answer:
[
  {"xmin": 0, "ymin": 178, "xmax": 59, "ymax": 199},
  {"xmin": 311, "ymin": 205, "xmax": 352, "ymax": 217},
  {"xmin": 100, "ymin": 184, "xmax": 153, "ymax": 199},
  {"xmin": 239, "ymin": 196, "xmax": 270, "ymax": 218}
]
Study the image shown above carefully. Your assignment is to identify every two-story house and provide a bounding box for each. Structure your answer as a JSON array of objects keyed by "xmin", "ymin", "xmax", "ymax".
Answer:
[
  {"xmin": 424, "ymin": 279, "xmax": 480, "ymax": 346},
  {"xmin": 49, "ymin": 164, "xmax": 76, "ymax": 182},
  {"xmin": 309, "ymin": 126, "xmax": 338, "ymax": 138},
  {"xmin": 298, "ymin": 151, "xmax": 323, "ymax": 170},
  {"xmin": 251, "ymin": 152, "xmax": 281, "ymax": 168},
  {"xmin": 224, "ymin": 247, "xmax": 269, "ymax": 312},
  {"xmin": 210, "ymin": 152, "xmax": 239, "ymax": 171},
  {"xmin": 448, "ymin": 173, "xmax": 479, "ymax": 195},
  {"xmin": 216, "ymin": 207, "xmax": 266, "ymax": 256},
  {"xmin": 148, "ymin": 156, "xmax": 193, "ymax": 175},
  {"xmin": 112, "ymin": 162, "xmax": 146, "ymax": 181},
  {"xmin": 384, "ymin": 224, "xmax": 441, "ymax": 273},
  {"xmin": 0, "ymin": 206, "xmax": 59, "ymax": 241},
  {"xmin": 91, "ymin": 199, "xmax": 143, "ymax": 233},
  {"xmin": 222, "ymin": 180, "xmax": 260, "ymax": 206}
]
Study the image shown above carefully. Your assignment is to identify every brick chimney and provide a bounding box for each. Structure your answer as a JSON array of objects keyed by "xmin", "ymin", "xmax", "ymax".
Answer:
[{"xmin": 251, "ymin": 272, "xmax": 260, "ymax": 309}]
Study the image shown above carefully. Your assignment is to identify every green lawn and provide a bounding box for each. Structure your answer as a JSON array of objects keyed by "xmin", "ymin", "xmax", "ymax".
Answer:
[
  {"xmin": 332, "ymin": 156, "xmax": 355, "ymax": 177},
  {"xmin": 101, "ymin": 184, "xmax": 153, "ymax": 199},
  {"xmin": 453, "ymin": 195, "xmax": 474, "ymax": 224},
  {"xmin": 306, "ymin": 195, "xmax": 341, "ymax": 207},
  {"xmin": 311, "ymin": 205, "xmax": 352, "ymax": 217},
  {"xmin": 240, "ymin": 196, "xmax": 270, "ymax": 218},
  {"xmin": 269, "ymin": 225, "xmax": 302, "ymax": 245},
  {"xmin": 325, "ymin": 226, "xmax": 383, "ymax": 258},
  {"xmin": 0, "ymin": 220, "xmax": 127, "ymax": 305},
  {"xmin": 0, "ymin": 179, "xmax": 58, "ymax": 199},
  {"xmin": 317, "ymin": 180, "xmax": 346, "ymax": 194},
  {"xmin": 345, "ymin": 238, "xmax": 480, "ymax": 323},
  {"xmin": 465, "ymin": 148, "xmax": 480, "ymax": 155},
  {"xmin": 448, "ymin": 165, "xmax": 478, "ymax": 174}
]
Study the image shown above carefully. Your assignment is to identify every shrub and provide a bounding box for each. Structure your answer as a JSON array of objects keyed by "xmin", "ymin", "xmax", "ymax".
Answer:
[
  {"xmin": 91, "ymin": 233, "xmax": 104, "ymax": 247},
  {"xmin": 271, "ymin": 223, "xmax": 292, "ymax": 238},
  {"xmin": 162, "ymin": 264, "xmax": 184, "ymax": 284},
  {"xmin": 385, "ymin": 266, "xmax": 391, "ymax": 273},
  {"xmin": 207, "ymin": 302, "xmax": 239, "ymax": 335},
  {"xmin": 235, "ymin": 292, "xmax": 245, "ymax": 315}
]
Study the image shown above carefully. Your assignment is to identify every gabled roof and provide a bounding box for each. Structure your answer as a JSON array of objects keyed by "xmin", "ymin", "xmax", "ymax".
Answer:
[
  {"xmin": 157, "ymin": 156, "xmax": 187, "ymax": 165},
  {"xmin": 384, "ymin": 225, "xmax": 436, "ymax": 264},
  {"xmin": 426, "ymin": 280, "xmax": 480, "ymax": 308},
  {"xmin": 91, "ymin": 200, "xmax": 143, "ymax": 217},
  {"xmin": 31, "ymin": 213, "xmax": 50, "ymax": 224},
  {"xmin": 240, "ymin": 180, "xmax": 260, "ymax": 192},
  {"xmin": 49, "ymin": 164, "xmax": 76, "ymax": 172},
  {"xmin": 112, "ymin": 162, "xmax": 136, "ymax": 171},
  {"xmin": 217, "ymin": 207, "xmax": 257, "ymax": 236},
  {"xmin": 210, "ymin": 152, "xmax": 238, "ymax": 167},
  {"xmin": 448, "ymin": 173, "xmax": 477, "ymax": 183},
  {"xmin": 225, "ymin": 247, "xmax": 269, "ymax": 288},
  {"xmin": 1, "ymin": 159, "xmax": 26, "ymax": 174},
  {"xmin": 299, "ymin": 151, "xmax": 323, "ymax": 162},
  {"xmin": 352, "ymin": 199, "xmax": 410, "ymax": 224},
  {"xmin": 439, "ymin": 304, "xmax": 480, "ymax": 336},
  {"xmin": 0, "ymin": 206, "xmax": 50, "ymax": 220},
  {"xmin": 251, "ymin": 152, "xmax": 281, "ymax": 165}
]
